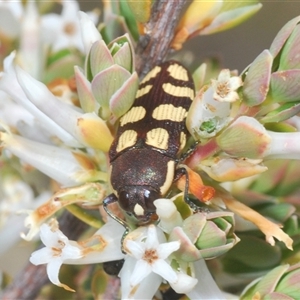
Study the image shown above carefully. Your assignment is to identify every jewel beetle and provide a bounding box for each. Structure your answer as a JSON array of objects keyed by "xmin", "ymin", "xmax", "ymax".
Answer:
[{"xmin": 103, "ymin": 60, "xmax": 195, "ymax": 227}]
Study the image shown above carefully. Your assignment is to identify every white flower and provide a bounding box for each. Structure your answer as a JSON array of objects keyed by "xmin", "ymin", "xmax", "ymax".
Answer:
[
  {"xmin": 30, "ymin": 217, "xmax": 125, "ymax": 292},
  {"xmin": 211, "ymin": 69, "xmax": 242, "ymax": 102},
  {"xmin": 0, "ymin": 0, "xmax": 22, "ymax": 39},
  {"xmin": 125, "ymin": 225, "xmax": 180, "ymax": 286},
  {"xmin": 121, "ymin": 225, "xmax": 198, "ymax": 298},
  {"xmin": 30, "ymin": 220, "xmax": 83, "ymax": 292},
  {"xmin": 41, "ymin": 0, "xmax": 99, "ymax": 52}
]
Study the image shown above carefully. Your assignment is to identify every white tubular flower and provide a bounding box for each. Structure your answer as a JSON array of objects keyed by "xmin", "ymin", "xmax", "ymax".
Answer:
[
  {"xmin": 186, "ymin": 85, "xmax": 231, "ymax": 139},
  {"xmin": 78, "ymin": 11, "xmax": 102, "ymax": 54},
  {"xmin": 30, "ymin": 220, "xmax": 83, "ymax": 292},
  {"xmin": 211, "ymin": 69, "xmax": 243, "ymax": 102},
  {"xmin": 0, "ymin": 52, "xmax": 82, "ymax": 148},
  {"xmin": 74, "ymin": 217, "xmax": 125, "ymax": 264},
  {"xmin": 14, "ymin": 64, "xmax": 113, "ymax": 151},
  {"xmin": 0, "ymin": 132, "xmax": 95, "ymax": 187},
  {"xmin": 187, "ymin": 260, "xmax": 226, "ymax": 300}
]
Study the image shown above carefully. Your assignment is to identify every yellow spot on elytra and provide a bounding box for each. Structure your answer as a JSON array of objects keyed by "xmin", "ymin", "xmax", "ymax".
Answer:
[
  {"xmin": 146, "ymin": 128, "xmax": 169, "ymax": 150},
  {"xmin": 140, "ymin": 66, "xmax": 162, "ymax": 84},
  {"xmin": 160, "ymin": 160, "xmax": 175, "ymax": 195},
  {"xmin": 162, "ymin": 83, "xmax": 194, "ymax": 100},
  {"xmin": 167, "ymin": 64, "xmax": 189, "ymax": 81},
  {"xmin": 116, "ymin": 130, "xmax": 137, "ymax": 152},
  {"xmin": 120, "ymin": 106, "xmax": 146, "ymax": 126},
  {"xmin": 136, "ymin": 85, "xmax": 153, "ymax": 98},
  {"xmin": 152, "ymin": 104, "xmax": 187, "ymax": 122}
]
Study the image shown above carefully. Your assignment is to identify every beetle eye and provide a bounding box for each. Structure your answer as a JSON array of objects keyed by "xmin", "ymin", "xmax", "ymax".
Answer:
[
  {"xmin": 144, "ymin": 189, "xmax": 159, "ymax": 210},
  {"xmin": 118, "ymin": 191, "xmax": 130, "ymax": 211}
]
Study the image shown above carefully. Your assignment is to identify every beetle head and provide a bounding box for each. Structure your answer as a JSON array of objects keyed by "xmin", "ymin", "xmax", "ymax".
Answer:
[{"xmin": 118, "ymin": 186, "xmax": 160, "ymax": 224}]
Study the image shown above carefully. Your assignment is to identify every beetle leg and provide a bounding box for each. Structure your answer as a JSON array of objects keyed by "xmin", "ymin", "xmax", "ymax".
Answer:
[
  {"xmin": 174, "ymin": 167, "xmax": 201, "ymax": 212},
  {"xmin": 103, "ymin": 193, "xmax": 129, "ymax": 254},
  {"xmin": 177, "ymin": 141, "xmax": 199, "ymax": 163}
]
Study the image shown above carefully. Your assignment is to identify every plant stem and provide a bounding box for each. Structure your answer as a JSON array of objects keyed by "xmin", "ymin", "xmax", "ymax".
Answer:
[{"xmin": 135, "ymin": 0, "xmax": 188, "ymax": 78}]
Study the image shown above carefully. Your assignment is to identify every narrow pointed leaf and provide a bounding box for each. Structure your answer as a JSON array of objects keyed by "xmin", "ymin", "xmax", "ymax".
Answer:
[
  {"xmin": 112, "ymin": 42, "xmax": 132, "ymax": 73},
  {"xmin": 269, "ymin": 16, "xmax": 300, "ymax": 57},
  {"xmin": 279, "ymin": 24, "xmax": 300, "ymax": 70},
  {"xmin": 260, "ymin": 102, "xmax": 300, "ymax": 124},
  {"xmin": 74, "ymin": 66, "xmax": 99, "ymax": 113},
  {"xmin": 201, "ymin": 4, "xmax": 262, "ymax": 35}
]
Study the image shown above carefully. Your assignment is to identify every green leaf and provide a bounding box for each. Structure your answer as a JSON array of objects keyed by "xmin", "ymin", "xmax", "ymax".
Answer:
[
  {"xmin": 91, "ymin": 64, "xmax": 131, "ymax": 109},
  {"xmin": 264, "ymin": 292, "xmax": 294, "ymax": 300},
  {"xmin": 44, "ymin": 51, "xmax": 82, "ymax": 83},
  {"xmin": 108, "ymin": 34, "xmax": 135, "ymax": 72},
  {"xmin": 270, "ymin": 69, "xmax": 300, "ymax": 102},
  {"xmin": 270, "ymin": 16, "xmax": 300, "ymax": 58},
  {"xmin": 196, "ymin": 221, "xmax": 226, "ymax": 249},
  {"xmin": 250, "ymin": 160, "xmax": 290, "ymax": 194},
  {"xmin": 271, "ymin": 266, "xmax": 300, "ymax": 299},
  {"xmin": 75, "ymin": 66, "xmax": 98, "ymax": 113},
  {"xmin": 200, "ymin": 4, "xmax": 262, "ymax": 35},
  {"xmin": 260, "ymin": 102, "xmax": 300, "ymax": 124},
  {"xmin": 246, "ymin": 265, "xmax": 289, "ymax": 298},
  {"xmin": 279, "ymin": 24, "xmax": 300, "ymax": 70},
  {"xmin": 89, "ymin": 40, "xmax": 114, "ymax": 77},
  {"xmin": 126, "ymin": 0, "xmax": 152, "ymax": 23},
  {"xmin": 259, "ymin": 203, "xmax": 296, "ymax": 224},
  {"xmin": 223, "ymin": 235, "xmax": 282, "ymax": 274},
  {"xmin": 119, "ymin": 0, "xmax": 139, "ymax": 41},
  {"xmin": 216, "ymin": 116, "xmax": 271, "ymax": 159},
  {"xmin": 243, "ymin": 50, "xmax": 273, "ymax": 106},
  {"xmin": 109, "ymin": 72, "xmax": 139, "ymax": 118}
]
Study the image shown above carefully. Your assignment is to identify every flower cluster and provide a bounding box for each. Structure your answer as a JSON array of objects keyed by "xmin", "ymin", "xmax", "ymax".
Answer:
[{"xmin": 0, "ymin": 1, "xmax": 300, "ymax": 299}]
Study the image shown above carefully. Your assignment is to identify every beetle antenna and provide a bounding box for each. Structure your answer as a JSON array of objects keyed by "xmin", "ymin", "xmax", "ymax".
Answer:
[{"xmin": 103, "ymin": 195, "xmax": 129, "ymax": 254}]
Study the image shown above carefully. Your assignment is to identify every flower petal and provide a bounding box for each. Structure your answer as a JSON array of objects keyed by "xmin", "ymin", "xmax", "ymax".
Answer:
[
  {"xmin": 130, "ymin": 259, "xmax": 152, "ymax": 286},
  {"xmin": 152, "ymin": 259, "xmax": 178, "ymax": 283},
  {"xmin": 30, "ymin": 247, "xmax": 53, "ymax": 265},
  {"xmin": 170, "ymin": 272, "xmax": 198, "ymax": 294},
  {"xmin": 157, "ymin": 241, "xmax": 180, "ymax": 259},
  {"xmin": 125, "ymin": 239, "xmax": 145, "ymax": 259},
  {"xmin": 47, "ymin": 258, "xmax": 75, "ymax": 292}
]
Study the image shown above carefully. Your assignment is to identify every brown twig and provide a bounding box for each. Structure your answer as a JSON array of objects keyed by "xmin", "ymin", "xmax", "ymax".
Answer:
[
  {"xmin": 135, "ymin": 0, "xmax": 188, "ymax": 78},
  {"xmin": 0, "ymin": 211, "xmax": 88, "ymax": 300}
]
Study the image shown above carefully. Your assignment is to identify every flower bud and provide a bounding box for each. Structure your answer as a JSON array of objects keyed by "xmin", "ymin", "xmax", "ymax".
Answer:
[{"xmin": 169, "ymin": 212, "xmax": 239, "ymax": 261}]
